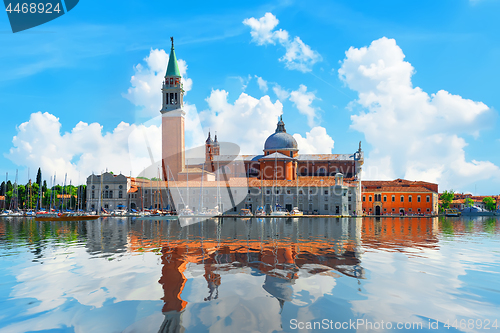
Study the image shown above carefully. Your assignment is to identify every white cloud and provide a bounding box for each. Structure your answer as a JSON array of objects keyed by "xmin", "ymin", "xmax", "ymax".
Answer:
[
  {"xmin": 272, "ymin": 84, "xmax": 290, "ymax": 101},
  {"xmin": 123, "ymin": 48, "xmax": 204, "ymax": 151},
  {"xmin": 255, "ymin": 75, "xmax": 268, "ymax": 93},
  {"xmin": 338, "ymin": 37, "xmax": 500, "ymax": 190},
  {"xmin": 199, "ymin": 90, "xmax": 283, "ymax": 154},
  {"xmin": 123, "ymin": 48, "xmax": 193, "ymax": 118},
  {"xmin": 293, "ymin": 126, "xmax": 334, "ymax": 154},
  {"xmin": 242, "ymin": 12, "xmax": 280, "ymax": 45},
  {"xmin": 6, "ymin": 112, "xmax": 161, "ymax": 183},
  {"xmin": 289, "ymin": 84, "xmax": 320, "ymax": 127},
  {"xmin": 243, "ymin": 13, "xmax": 322, "ymax": 73}
]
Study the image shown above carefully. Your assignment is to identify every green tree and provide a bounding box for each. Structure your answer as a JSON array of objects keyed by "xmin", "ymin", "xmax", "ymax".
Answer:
[
  {"xmin": 36, "ymin": 168, "xmax": 42, "ymax": 187},
  {"xmin": 483, "ymin": 197, "xmax": 496, "ymax": 211},
  {"xmin": 440, "ymin": 190, "xmax": 455, "ymax": 210},
  {"xmin": 42, "ymin": 180, "xmax": 47, "ymax": 193},
  {"xmin": 0, "ymin": 181, "xmax": 5, "ymax": 196},
  {"xmin": 464, "ymin": 197, "xmax": 474, "ymax": 208}
]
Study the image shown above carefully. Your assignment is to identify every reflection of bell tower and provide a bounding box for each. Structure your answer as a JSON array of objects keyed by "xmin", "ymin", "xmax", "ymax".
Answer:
[{"xmin": 162, "ymin": 37, "xmax": 185, "ymax": 181}]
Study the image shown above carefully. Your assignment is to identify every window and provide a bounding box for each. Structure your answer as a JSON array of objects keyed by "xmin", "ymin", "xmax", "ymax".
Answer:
[
  {"xmin": 392, "ymin": 195, "xmax": 395, "ymax": 202},
  {"xmin": 324, "ymin": 204, "xmax": 328, "ymax": 210},
  {"xmin": 384, "ymin": 208, "xmax": 387, "ymax": 212},
  {"xmin": 348, "ymin": 196, "xmax": 352, "ymax": 201},
  {"xmin": 409, "ymin": 196, "xmax": 412, "ymax": 203},
  {"xmin": 392, "ymin": 208, "xmax": 395, "ymax": 212},
  {"xmin": 336, "ymin": 206, "xmax": 340, "ymax": 214},
  {"xmin": 105, "ymin": 185, "xmax": 109, "ymax": 190},
  {"xmin": 109, "ymin": 190, "xmax": 113, "ymax": 199},
  {"xmin": 92, "ymin": 185, "xmax": 95, "ymax": 189},
  {"xmin": 104, "ymin": 191, "xmax": 108, "ymax": 199},
  {"xmin": 418, "ymin": 208, "xmax": 421, "ymax": 212},
  {"xmin": 104, "ymin": 204, "xmax": 109, "ymax": 209},
  {"xmin": 409, "ymin": 208, "xmax": 412, "ymax": 212},
  {"xmin": 349, "ymin": 204, "xmax": 352, "ymax": 211},
  {"xmin": 119, "ymin": 185, "xmax": 123, "ymax": 189},
  {"xmin": 287, "ymin": 190, "xmax": 291, "ymax": 194},
  {"xmin": 427, "ymin": 195, "xmax": 430, "ymax": 202},
  {"xmin": 266, "ymin": 190, "xmax": 270, "ymax": 195},
  {"xmin": 417, "ymin": 195, "xmax": 421, "ymax": 203},
  {"xmin": 369, "ymin": 196, "xmax": 372, "ymax": 202},
  {"xmin": 92, "ymin": 191, "xmax": 95, "ymax": 199},
  {"xmin": 299, "ymin": 190, "xmax": 303, "ymax": 195},
  {"xmin": 248, "ymin": 189, "xmax": 251, "ymax": 194},
  {"xmin": 118, "ymin": 191, "xmax": 123, "ymax": 199},
  {"xmin": 400, "ymin": 195, "xmax": 404, "ymax": 202},
  {"xmin": 145, "ymin": 190, "xmax": 148, "ymax": 194},
  {"xmin": 324, "ymin": 190, "xmax": 328, "ymax": 195},
  {"xmin": 363, "ymin": 196, "xmax": 366, "ymax": 202},
  {"xmin": 426, "ymin": 208, "xmax": 430, "ymax": 212},
  {"xmin": 324, "ymin": 196, "xmax": 328, "ymax": 201}
]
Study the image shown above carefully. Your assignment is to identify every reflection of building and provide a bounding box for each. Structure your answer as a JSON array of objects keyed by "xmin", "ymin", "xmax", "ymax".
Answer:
[{"xmin": 362, "ymin": 179, "xmax": 439, "ymax": 215}]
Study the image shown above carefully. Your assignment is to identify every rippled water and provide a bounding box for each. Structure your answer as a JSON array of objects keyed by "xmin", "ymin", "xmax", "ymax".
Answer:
[{"xmin": 0, "ymin": 216, "xmax": 499, "ymax": 332}]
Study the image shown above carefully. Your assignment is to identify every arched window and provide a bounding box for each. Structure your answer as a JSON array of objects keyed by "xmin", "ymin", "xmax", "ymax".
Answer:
[
  {"xmin": 109, "ymin": 190, "xmax": 113, "ymax": 199},
  {"xmin": 119, "ymin": 190, "xmax": 123, "ymax": 199}
]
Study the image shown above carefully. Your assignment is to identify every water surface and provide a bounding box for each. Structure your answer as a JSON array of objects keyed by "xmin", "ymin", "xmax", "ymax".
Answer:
[{"xmin": 0, "ymin": 216, "xmax": 499, "ymax": 332}]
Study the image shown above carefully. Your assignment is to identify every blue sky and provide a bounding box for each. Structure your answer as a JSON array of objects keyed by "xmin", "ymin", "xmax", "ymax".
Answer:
[{"xmin": 1, "ymin": 0, "xmax": 499, "ymax": 194}]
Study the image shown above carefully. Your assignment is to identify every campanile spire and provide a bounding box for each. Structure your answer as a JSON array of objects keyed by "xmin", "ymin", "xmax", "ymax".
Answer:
[{"xmin": 161, "ymin": 37, "xmax": 185, "ymax": 180}]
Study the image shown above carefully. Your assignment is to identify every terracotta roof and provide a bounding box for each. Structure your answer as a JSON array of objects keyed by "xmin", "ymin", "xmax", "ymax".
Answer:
[
  {"xmin": 363, "ymin": 179, "xmax": 436, "ymax": 187},
  {"xmin": 179, "ymin": 168, "xmax": 215, "ymax": 175},
  {"xmin": 363, "ymin": 186, "xmax": 434, "ymax": 193},
  {"xmin": 129, "ymin": 177, "xmax": 356, "ymax": 188}
]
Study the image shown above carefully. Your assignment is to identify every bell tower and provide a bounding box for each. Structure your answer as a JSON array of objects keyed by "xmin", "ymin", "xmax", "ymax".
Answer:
[{"xmin": 161, "ymin": 37, "xmax": 185, "ymax": 180}]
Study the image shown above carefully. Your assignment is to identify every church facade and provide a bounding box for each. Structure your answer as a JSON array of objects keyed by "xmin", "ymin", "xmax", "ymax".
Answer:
[{"xmin": 160, "ymin": 39, "xmax": 364, "ymax": 216}]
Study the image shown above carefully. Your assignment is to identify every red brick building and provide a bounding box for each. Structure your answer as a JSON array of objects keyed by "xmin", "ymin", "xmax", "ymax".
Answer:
[{"xmin": 362, "ymin": 179, "xmax": 439, "ymax": 215}]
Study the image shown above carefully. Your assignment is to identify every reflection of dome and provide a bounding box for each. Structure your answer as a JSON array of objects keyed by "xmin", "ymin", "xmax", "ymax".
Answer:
[{"xmin": 264, "ymin": 117, "xmax": 298, "ymax": 151}]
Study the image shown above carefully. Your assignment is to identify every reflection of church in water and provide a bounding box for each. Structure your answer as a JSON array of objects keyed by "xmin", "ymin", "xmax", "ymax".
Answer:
[
  {"xmin": 121, "ymin": 217, "xmax": 439, "ymax": 332},
  {"xmin": 128, "ymin": 218, "xmax": 365, "ymax": 332}
]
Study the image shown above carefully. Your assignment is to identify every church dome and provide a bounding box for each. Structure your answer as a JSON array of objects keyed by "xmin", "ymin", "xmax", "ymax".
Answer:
[{"xmin": 264, "ymin": 117, "xmax": 298, "ymax": 151}]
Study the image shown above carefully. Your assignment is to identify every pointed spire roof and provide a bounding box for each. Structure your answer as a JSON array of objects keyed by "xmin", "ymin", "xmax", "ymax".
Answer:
[
  {"xmin": 275, "ymin": 115, "xmax": 286, "ymax": 133},
  {"xmin": 165, "ymin": 37, "xmax": 181, "ymax": 77},
  {"xmin": 206, "ymin": 131, "xmax": 213, "ymax": 144}
]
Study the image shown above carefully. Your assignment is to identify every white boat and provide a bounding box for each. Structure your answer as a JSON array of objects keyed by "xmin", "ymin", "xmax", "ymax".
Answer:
[
  {"xmin": 461, "ymin": 206, "xmax": 495, "ymax": 216},
  {"xmin": 255, "ymin": 206, "xmax": 266, "ymax": 216},
  {"xmin": 269, "ymin": 204, "xmax": 288, "ymax": 216},
  {"xmin": 111, "ymin": 209, "xmax": 128, "ymax": 216},
  {"xmin": 178, "ymin": 208, "xmax": 194, "ymax": 216},
  {"xmin": 289, "ymin": 207, "xmax": 303, "ymax": 216}
]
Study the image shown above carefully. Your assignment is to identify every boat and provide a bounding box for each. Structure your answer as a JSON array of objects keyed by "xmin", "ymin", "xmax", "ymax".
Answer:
[
  {"xmin": 289, "ymin": 207, "xmax": 303, "ymax": 216},
  {"xmin": 239, "ymin": 208, "xmax": 253, "ymax": 217},
  {"xmin": 269, "ymin": 204, "xmax": 288, "ymax": 216},
  {"xmin": 444, "ymin": 208, "xmax": 461, "ymax": 217},
  {"xmin": 111, "ymin": 209, "xmax": 128, "ymax": 216},
  {"xmin": 255, "ymin": 206, "xmax": 266, "ymax": 217},
  {"xmin": 178, "ymin": 208, "xmax": 194, "ymax": 216},
  {"xmin": 461, "ymin": 206, "xmax": 495, "ymax": 216},
  {"xmin": 35, "ymin": 212, "xmax": 100, "ymax": 221}
]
